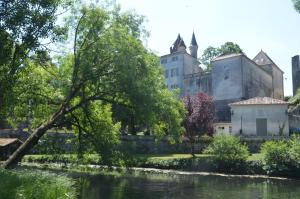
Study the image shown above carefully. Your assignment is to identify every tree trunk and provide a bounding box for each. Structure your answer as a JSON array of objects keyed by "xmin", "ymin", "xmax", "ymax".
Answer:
[
  {"xmin": 129, "ymin": 114, "xmax": 136, "ymax": 135},
  {"xmin": 190, "ymin": 138, "xmax": 195, "ymax": 157},
  {"xmin": 3, "ymin": 107, "xmax": 65, "ymax": 169}
]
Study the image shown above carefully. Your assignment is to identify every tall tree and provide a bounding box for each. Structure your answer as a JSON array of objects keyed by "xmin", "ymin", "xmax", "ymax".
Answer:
[
  {"xmin": 3, "ymin": 4, "xmax": 184, "ymax": 168},
  {"xmin": 0, "ymin": 0, "xmax": 70, "ymax": 127},
  {"xmin": 182, "ymin": 92, "xmax": 214, "ymax": 156},
  {"xmin": 200, "ymin": 46, "xmax": 220, "ymax": 71},
  {"xmin": 200, "ymin": 42, "xmax": 243, "ymax": 71},
  {"xmin": 293, "ymin": 0, "xmax": 300, "ymax": 12}
]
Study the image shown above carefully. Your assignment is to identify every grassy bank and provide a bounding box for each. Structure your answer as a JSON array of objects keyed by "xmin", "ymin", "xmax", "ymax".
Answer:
[
  {"xmin": 0, "ymin": 168, "xmax": 76, "ymax": 199},
  {"xmin": 23, "ymin": 153, "xmax": 264, "ymax": 174}
]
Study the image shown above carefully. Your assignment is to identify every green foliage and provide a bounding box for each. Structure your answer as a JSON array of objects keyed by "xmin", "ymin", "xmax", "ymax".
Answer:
[
  {"xmin": 293, "ymin": 0, "xmax": 300, "ymax": 12},
  {"xmin": 288, "ymin": 88, "xmax": 300, "ymax": 112},
  {"xmin": 288, "ymin": 136, "xmax": 300, "ymax": 167},
  {"xmin": 260, "ymin": 136, "xmax": 300, "ymax": 175},
  {"xmin": 0, "ymin": 0, "xmax": 71, "ymax": 126},
  {"xmin": 200, "ymin": 42, "xmax": 243, "ymax": 71},
  {"xmin": 204, "ymin": 135, "xmax": 249, "ymax": 171},
  {"xmin": 0, "ymin": 168, "xmax": 75, "ymax": 199},
  {"xmin": 260, "ymin": 140, "xmax": 289, "ymax": 173},
  {"xmin": 7, "ymin": 62, "xmax": 64, "ymax": 129},
  {"xmin": 72, "ymin": 102, "xmax": 121, "ymax": 165},
  {"xmin": 2, "ymin": 2, "xmax": 185, "ymax": 167},
  {"xmin": 200, "ymin": 46, "xmax": 220, "ymax": 71}
]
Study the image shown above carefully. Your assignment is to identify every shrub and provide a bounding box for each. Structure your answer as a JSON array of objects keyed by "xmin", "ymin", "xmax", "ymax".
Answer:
[
  {"xmin": 288, "ymin": 135, "xmax": 300, "ymax": 168},
  {"xmin": 261, "ymin": 136, "xmax": 300, "ymax": 175},
  {"xmin": 204, "ymin": 134, "xmax": 249, "ymax": 172},
  {"xmin": 260, "ymin": 140, "xmax": 290, "ymax": 174}
]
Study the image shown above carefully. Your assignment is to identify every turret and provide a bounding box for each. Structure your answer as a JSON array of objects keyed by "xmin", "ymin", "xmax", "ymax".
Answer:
[
  {"xmin": 189, "ymin": 32, "xmax": 198, "ymax": 58},
  {"xmin": 170, "ymin": 34, "xmax": 186, "ymax": 53}
]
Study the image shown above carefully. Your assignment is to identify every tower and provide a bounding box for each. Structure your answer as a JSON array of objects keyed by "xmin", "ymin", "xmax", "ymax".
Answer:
[
  {"xmin": 292, "ymin": 55, "xmax": 300, "ymax": 96},
  {"xmin": 189, "ymin": 32, "xmax": 198, "ymax": 58}
]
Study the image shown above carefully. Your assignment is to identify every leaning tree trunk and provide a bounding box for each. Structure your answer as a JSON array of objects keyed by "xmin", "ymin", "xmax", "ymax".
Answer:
[
  {"xmin": 190, "ymin": 138, "xmax": 196, "ymax": 157},
  {"xmin": 3, "ymin": 106, "xmax": 66, "ymax": 169}
]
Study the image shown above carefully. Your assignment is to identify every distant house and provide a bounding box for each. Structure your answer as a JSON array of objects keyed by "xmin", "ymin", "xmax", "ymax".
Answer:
[
  {"xmin": 229, "ymin": 97, "xmax": 289, "ymax": 136},
  {"xmin": 0, "ymin": 138, "xmax": 22, "ymax": 161},
  {"xmin": 214, "ymin": 122, "xmax": 232, "ymax": 135}
]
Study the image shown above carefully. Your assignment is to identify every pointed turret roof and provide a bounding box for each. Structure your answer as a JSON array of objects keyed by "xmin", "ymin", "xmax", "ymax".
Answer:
[
  {"xmin": 173, "ymin": 34, "xmax": 181, "ymax": 45},
  {"xmin": 178, "ymin": 38, "xmax": 186, "ymax": 48},
  {"xmin": 190, "ymin": 32, "xmax": 198, "ymax": 46},
  {"xmin": 170, "ymin": 34, "xmax": 186, "ymax": 53}
]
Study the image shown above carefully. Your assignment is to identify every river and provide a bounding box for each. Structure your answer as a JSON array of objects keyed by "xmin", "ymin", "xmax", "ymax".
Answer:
[{"xmin": 75, "ymin": 171, "xmax": 300, "ymax": 199}]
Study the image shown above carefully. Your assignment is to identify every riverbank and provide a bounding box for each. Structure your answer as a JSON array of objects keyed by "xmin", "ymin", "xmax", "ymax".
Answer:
[
  {"xmin": 22, "ymin": 153, "xmax": 262, "ymax": 173},
  {"xmin": 20, "ymin": 153, "xmax": 280, "ymax": 177},
  {"xmin": 22, "ymin": 153, "xmax": 300, "ymax": 178},
  {"xmin": 21, "ymin": 161, "xmax": 291, "ymax": 181},
  {"xmin": 0, "ymin": 168, "xmax": 75, "ymax": 199}
]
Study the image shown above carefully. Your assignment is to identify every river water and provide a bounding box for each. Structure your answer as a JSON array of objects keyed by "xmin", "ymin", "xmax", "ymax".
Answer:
[{"xmin": 75, "ymin": 171, "xmax": 300, "ymax": 199}]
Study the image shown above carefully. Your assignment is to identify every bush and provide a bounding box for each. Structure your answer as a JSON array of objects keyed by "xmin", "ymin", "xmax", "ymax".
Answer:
[
  {"xmin": 204, "ymin": 135, "xmax": 249, "ymax": 172},
  {"xmin": 289, "ymin": 135, "xmax": 300, "ymax": 168},
  {"xmin": 0, "ymin": 169, "xmax": 75, "ymax": 199},
  {"xmin": 260, "ymin": 140, "xmax": 290, "ymax": 174},
  {"xmin": 261, "ymin": 136, "xmax": 300, "ymax": 175}
]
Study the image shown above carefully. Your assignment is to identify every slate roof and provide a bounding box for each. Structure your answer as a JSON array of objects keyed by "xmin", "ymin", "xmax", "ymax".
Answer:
[
  {"xmin": 253, "ymin": 50, "xmax": 273, "ymax": 65},
  {"xmin": 229, "ymin": 97, "xmax": 288, "ymax": 106},
  {"xmin": 253, "ymin": 50, "xmax": 284, "ymax": 73},
  {"xmin": 190, "ymin": 32, "xmax": 198, "ymax": 46},
  {"xmin": 212, "ymin": 53, "xmax": 243, "ymax": 61},
  {"xmin": 170, "ymin": 34, "xmax": 186, "ymax": 53},
  {"xmin": 0, "ymin": 138, "xmax": 22, "ymax": 147}
]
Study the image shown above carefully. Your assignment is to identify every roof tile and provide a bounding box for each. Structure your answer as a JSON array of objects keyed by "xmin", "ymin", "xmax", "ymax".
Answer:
[{"xmin": 229, "ymin": 97, "xmax": 288, "ymax": 106}]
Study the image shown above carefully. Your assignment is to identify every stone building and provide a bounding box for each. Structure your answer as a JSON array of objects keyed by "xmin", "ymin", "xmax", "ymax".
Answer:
[
  {"xmin": 161, "ymin": 33, "xmax": 213, "ymax": 97},
  {"xmin": 292, "ymin": 55, "xmax": 300, "ymax": 95},
  {"xmin": 160, "ymin": 33, "xmax": 284, "ymax": 124},
  {"xmin": 229, "ymin": 97, "xmax": 289, "ymax": 136},
  {"xmin": 212, "ymin": 52, "xmax": 284, "ymax": 122}
]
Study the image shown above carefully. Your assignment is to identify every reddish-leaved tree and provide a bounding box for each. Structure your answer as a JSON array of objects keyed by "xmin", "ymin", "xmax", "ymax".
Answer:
[{"xmin": 182, "ymin": 92, "xmax": 214, "ymax": 156}]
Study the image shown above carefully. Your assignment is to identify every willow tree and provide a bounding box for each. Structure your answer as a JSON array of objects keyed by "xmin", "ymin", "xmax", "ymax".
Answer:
[
  {"xmin": 3, "ymin": 4, "xmax": 185, "ymax": 168},
  {"xmin": 0, "ymin": 0, "xmax": 71, "ymax": 128}
]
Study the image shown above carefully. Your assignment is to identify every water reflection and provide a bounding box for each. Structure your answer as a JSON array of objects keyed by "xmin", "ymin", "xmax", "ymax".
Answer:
[{"xmin": 76, "ymin": 172, "xmax": 300, "ymax": 199}]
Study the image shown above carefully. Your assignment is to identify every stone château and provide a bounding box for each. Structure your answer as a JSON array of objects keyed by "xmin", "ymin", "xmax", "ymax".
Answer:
[{"xmin": 160, "ymin": 33, "xmax": 284, "ymax": 123}]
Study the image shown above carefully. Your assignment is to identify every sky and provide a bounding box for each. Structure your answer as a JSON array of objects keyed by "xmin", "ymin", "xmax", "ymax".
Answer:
[{"xmin": 115, "ymin": 0, "xmax": 300, "ymax": 96}]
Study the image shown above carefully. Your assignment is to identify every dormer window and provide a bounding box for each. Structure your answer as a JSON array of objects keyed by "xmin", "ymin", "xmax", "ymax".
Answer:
[
  {"xmin": 161, "ymin": 59, "xmax": 167, "ymax": 64},
  {"xmin": 171, "ymin": 56, "xmax": 178, "ymax": 62}
]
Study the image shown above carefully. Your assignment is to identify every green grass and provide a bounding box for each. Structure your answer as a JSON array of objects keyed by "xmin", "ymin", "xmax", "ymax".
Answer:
[
  {"xmin": 247, "ymin": 153, "xmax": 264, "ymax": 161},
  {"xmin": 0, "ymin": 168, "xmax": 76, "ymax": 199},
  {"xmin": 23, "ymin": 153, "xmax": 263, "ymax": 164}
]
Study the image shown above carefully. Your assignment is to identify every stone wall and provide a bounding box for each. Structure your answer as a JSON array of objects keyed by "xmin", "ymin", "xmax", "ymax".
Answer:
[
  {"xmin": 289, "ymin": 114, "xmax": 300, "ymax": 133},
  {"xmin": 0, "ymin": 130, "xmax": 290, "ymax": 154}
]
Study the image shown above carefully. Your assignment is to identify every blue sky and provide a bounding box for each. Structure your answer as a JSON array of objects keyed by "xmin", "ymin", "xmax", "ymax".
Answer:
[{"xmin": 116, "ymin": 0, "xmax": 300, "ymax": 96}]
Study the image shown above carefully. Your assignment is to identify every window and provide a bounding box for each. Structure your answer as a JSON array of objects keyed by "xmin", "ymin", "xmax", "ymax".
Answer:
[
  {"xmin": 176, "ymin": 68, "xmax": 179, "ymax": 76},
  {"xmin": 161, "ymin": 59, "xmax": 167, "ymax": 64},
  {"xmin": 171, "ymin": 56, "xmax": 178, "ymax": 62},
  {"xmin": 196, "ymin": 79, "xmax": 201, "ymax": 87},
  {"xmin": 171, "ymin": 69, "xmax": 174, "ymax": 77},
  {"xmin": 223, "ymin": 65, "xmax": 229, "ymax": 80},
  {"xmin": 229, "ymin": 126, "xmax": 232, "ymax": 134},
  {"xmin": 170, "ymin": 84, "xmax": 179, "ymax": 89},
  {"xmin": 164, "ymin": 70, "xmax": 169, "ymax": 78}
]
